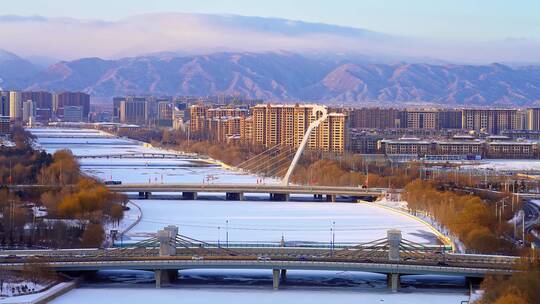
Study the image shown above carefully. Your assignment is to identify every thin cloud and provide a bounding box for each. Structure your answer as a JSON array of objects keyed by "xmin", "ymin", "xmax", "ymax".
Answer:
[{"xmin": 0, "ymin": 13, "xmax": 539, "ymax": 64}]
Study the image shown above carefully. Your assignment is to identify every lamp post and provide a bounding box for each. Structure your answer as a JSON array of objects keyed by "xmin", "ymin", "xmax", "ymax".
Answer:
[
  {"xmin": 226, "ymin": 220, "xmax": 229, "ymax": 248},
  {"xmin": 218, "ymin": 226, "xmax": 221, "ymax": 247},
  {"xmin": 332, "ymin": 221, "xmax": 336, "ymax": 250}
]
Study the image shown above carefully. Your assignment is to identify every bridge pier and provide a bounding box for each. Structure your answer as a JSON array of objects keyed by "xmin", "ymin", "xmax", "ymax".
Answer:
[
  {"xmin": 326, "ymin": 194, "xmax": 336, "ymax": 202},
  {"xmin": 313, "ymin": 194, "xmax": 324, "ymax": 200},
  {"xmin": 138, "ymin": 191, "xmax": 151, "ymax": 199},
  {"xmin": 155, "ymin": 269, "xmax": 178, "ymax": 288},
  {"xmin": 182, "ymin": 192, "xmax": 198, "ymax": 200},
  {"xmin": 226, "ymin": 192, "xmax": 244, "ymax": 201},
  {"xmin": 465, "ymin": 277, "xmax": 483, "ymax": 288},
  {"xmin": 280, "ymin": 269, "xmax": 287, "ymax": 282},
  {"xmin": 272, "ymin": 269, "xmax": 280, "ymax": 289},
  {"xmin": 387, "ymin": 273, "xmax": 400, "ymax": 292},
  {"xmin": 154, "ymin": 225, "xmax": 179, "ymax": 288},
  {"xmin": 270, "ymin": 193, "xmax": 289, "ymax": 201}
]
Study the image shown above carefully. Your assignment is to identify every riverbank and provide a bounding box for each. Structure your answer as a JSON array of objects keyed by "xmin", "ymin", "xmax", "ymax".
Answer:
[{"xmin": 0, "ymin": 280, "xmax": 78, "ymax": 304}]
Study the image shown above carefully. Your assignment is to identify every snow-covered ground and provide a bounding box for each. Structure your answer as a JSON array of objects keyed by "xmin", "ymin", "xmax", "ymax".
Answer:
[
  {"xmin": 50, "ymin": 269, "xmax": 469, "ymax": 304},
  {"xmin": 0, "ymin": 281, "xmax": 47, "ymax": 298},
  {"xmin": 51, "ymin": 286, "xmax": 469, "ymax": 304},
  {"xmin": 467, "ymin": 159, "xmax": 540, "ymax": 171},
  {"xmin": 28, "ymin": 128, "xmax": 468, "ymax": 303},
  {"xmin": 0, "ymin": 282, "xmax": 74, "ymax": 304}
]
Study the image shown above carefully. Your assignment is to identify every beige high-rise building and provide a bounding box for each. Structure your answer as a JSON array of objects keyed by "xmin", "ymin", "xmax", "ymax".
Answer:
[
  {"xmin": 189, "ymin": 104, "xmax": 209, "ymax": 135},
  {"xmin": 9, "ymin": 91, "xmax": 22, "ymax": 121},
  {"xmin": 406, "ymin": 109, "xmax": 439, "ymax": 130},
  {"xmin": 250, "ymin": 104, "xmax": 347, "ymax": 153},
  {"xmin": 240, "ymin": 116, "xmax": 253, "ymax": 143},
  {"xmin": 527, "ymin": 108, "xmax": 540, "ymax": 130}
]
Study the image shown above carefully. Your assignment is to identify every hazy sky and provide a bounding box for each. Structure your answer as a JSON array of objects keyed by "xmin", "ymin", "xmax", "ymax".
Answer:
[
  {"xmin": 5, "ymin": 0, "xmax": 540, "ymax": 41},
  {"xmin": 2, "ymin": 0, "xmax": 539, "ymax": 63}
]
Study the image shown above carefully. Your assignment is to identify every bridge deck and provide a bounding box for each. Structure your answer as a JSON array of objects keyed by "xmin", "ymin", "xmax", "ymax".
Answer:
[
  {"xmin": 107, "ymin": 183, "xmax": 388, "ymax": 196},
  {"xmin": 0, "ymin": 258, "xmax": 515, "ymax": 277},
  {"xmin": 0, "ymin": 246, "xmax": 518, "ymax": 278}
]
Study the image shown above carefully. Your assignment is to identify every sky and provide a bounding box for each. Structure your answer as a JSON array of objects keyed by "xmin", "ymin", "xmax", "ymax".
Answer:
[
  {"xmin": 4, "ymin": 0, "xmax": 540, "ymax": 41},
  {"xmin": 1, "ymin": 0, "xmax": 540, "ymax": 63}
]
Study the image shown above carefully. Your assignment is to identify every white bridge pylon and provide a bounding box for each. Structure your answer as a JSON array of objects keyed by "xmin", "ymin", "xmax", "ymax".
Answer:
[{"xmin": 282, "ymin": 106, "xmax": 328, "ymax": 186}]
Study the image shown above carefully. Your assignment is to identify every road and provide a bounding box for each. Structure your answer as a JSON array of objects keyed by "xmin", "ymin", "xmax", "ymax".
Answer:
[{"xmin": 524, "ymin": 200, "xmax": 540, "ymax": 232}]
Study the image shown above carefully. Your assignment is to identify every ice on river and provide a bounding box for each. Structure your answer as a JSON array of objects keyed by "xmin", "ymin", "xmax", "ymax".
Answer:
[
  {"xmin": 30, "ymin": 128, "xmax": 440, "ymax": 244},
  {"xmin": 124, "ymin": 199, "xmax": 439, "ymax": 244},
  {"xmin": 28, "ymin": 128, "xmax": 465, "ymax": 303}
]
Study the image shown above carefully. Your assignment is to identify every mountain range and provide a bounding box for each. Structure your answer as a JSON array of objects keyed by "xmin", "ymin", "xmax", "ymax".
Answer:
[{"xmin": 2, "ymin": 49, "xmax": 540, "ymax": 106}]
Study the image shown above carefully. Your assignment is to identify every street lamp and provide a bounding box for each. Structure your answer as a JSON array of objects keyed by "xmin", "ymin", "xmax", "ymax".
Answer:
[
  {"xmin": 226, "ymin": 220, "xmax": 229, "ymax": 248},
  {"xmin": 331, "ymin": 221, "xmax": 336, "ymax": 254},
  {"xmin": 218, "ymin": 226, "xmax": 221, "ymax": 247}
]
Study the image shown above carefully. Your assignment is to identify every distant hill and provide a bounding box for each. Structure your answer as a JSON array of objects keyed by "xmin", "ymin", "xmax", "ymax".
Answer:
[
  {"xmin": 3, "ymin": 50, "xmax": 540, "ymax": 106},
  {"xmin": 0, "ymin": 49, "xmax": 41, "ymax": 89}
]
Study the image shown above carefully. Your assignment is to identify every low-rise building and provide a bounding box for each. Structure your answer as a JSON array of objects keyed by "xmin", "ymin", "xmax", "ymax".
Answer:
[
  {"xmin": 0, "ymin": 116, "xmax": 10, "ymax": 135},
  {"xmin": 379, "ymin": 138, "xmax": 432, "ymax": 157},
  {"xmin": 433, "ymin": 140, "xmax": 483, "ymax": 157},
  {"xmin": 485, "ymin": 141, "xmax": 537, "ymax": 159},
  {"xmin": 63, "ymin": 106, "xmax": 83, "ymax": 122}
]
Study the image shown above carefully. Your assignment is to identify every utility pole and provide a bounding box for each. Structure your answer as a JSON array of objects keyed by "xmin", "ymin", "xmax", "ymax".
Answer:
[
  {"xmin": 522, "ymin": 210, "xmax": 525, "ymax": 246},
  {"xmin": 332, "ymin": 221, "xmax": 336, "ymax": 254},
  {"xmin": 513, "ymin": 213, "xmax": 517, "ymax": 240},
  {"xmin": 217, "ymin": 226, "xmax": 221, "ymax": 247}
]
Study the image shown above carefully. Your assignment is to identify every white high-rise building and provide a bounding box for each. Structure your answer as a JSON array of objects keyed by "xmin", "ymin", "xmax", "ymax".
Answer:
[
  {"xmin": 9, "ymin": 91, "xmax": 22, "ymax": 121},
  {"xmin": 22, "ymin": 100, "xmax": 35, "ymax": 124}
]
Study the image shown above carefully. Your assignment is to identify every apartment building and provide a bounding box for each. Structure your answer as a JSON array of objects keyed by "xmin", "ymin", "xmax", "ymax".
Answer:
[
  {"xmin": 21, "ymin": 91, "xmax": 53, "ymax": 122},
  {"xmin": 157, "ymin": 101, "xmax": 173, "ymax": 127},
  {"xmin": 251, "ymin": 104, "xmax": 347, "ymax": 153},
  {"xmin": 349, "ymin": 108, "xmax": 401, "ymax": 129},
  {"xmin": 462, "ymin": 109, "xmax": 518, "ymax": 134},
  {"xmin": 120, "ymin": 97, "xmax": 148, "ymax": 125},
  {"xmin": 189, "ymin": 104, "xmax": 210, "ymax": 135},
  {"xmin": 405, "ymin": 110, "xmax": 439, "ymax": 129},
  {"xmin": 55, "ymin": 92, "xmax": 90, "ymax": 120}
]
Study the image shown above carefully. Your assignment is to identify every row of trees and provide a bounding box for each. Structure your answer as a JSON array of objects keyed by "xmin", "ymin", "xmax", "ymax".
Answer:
[
  {"xmin": 403, "ymin": 180, "xmax": 515, "ymax": 254},
  {"xmin": 0, "ymin": 127, "xmax": 53, "ymax": 185},
  {"xmin": 36, "ymin": 150, "xmax": 127, "ymax": 247},
  {"xmin": 1, "ymin": 127, "xmax": 127, "ymax": 249},
  {"xmin": 479, "ymin": 259, "xmax": 540, "ymax": 304}
]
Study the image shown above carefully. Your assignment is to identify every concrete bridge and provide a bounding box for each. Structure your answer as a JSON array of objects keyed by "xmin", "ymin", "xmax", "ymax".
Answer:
[
  {"xmin": 0, "ymin": 228, "xmax": 518, "ymax": 291},
  {"xmin": 106, "ymin": 183, "xmax": 390, "ymax": 201},
  {"xmin": 5, "ymin": 183, "xmax": 392, "ymax": 201},
  {"xmin": 76, "ymin": 152, "xmax": 201, "ymax": 160}
]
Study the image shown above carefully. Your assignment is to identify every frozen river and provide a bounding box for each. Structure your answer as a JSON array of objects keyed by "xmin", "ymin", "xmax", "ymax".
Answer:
[{"xmin": 28, "ymin": 128, "xmax": 469, "ymax": 303}]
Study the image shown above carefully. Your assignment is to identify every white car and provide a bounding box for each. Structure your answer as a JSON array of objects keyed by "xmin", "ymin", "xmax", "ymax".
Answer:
[{"xmin": 257, "ymin": 256, "xmax": 271, "ymax": 261}]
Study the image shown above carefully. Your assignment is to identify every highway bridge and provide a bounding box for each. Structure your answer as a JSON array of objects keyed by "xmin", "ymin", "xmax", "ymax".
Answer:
[
  {"xmin": 0, "ymin": 228, "xmax": 519, "ymax": 291},
  {"xmin": 6, "ymin": 183, "xmax": 389, "ymax": 201},
  {"xmin": 77, "ymin": 152, "xmax": 201, "ymax": 160},
  {"xmin": 106, "ymin": 183, "xmax": 390, "ymax": 201}
]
